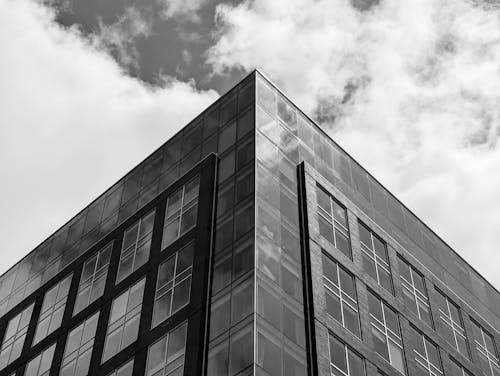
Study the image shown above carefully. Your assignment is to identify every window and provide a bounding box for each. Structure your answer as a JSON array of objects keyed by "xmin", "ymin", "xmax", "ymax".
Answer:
[
  {"xmin": 448, "ymin": 357, "xmax": 473, "ymax": 376},
  {"xmin": 328, "ymin": 335, "xmax": 365, "ymax": 376},
  {"xmin": 60, "ymin": 311, "xmax": 99, "ymax": 376},
  {"xmin": 102, "ymin": 278, "xmax": 145, "ymax": 362},
  {"xmin": 116, "ymin": 211, "xmax": 155, "ymax": 283},
  {"xmin": 25, "ymin": 343, "xmax": 55, "ymax": 376},
  {"xmin": 206, "ymin": 324, "xmax": 253, "ymax": 376},
  {"xmin": 152, "ymin": 243, "xmax": 194, "ymax": 327},
  {"xmin": 398, "ymin": 257, "xmax": 432, "ymax": 327},
  {"xmin": 106, "ymin": 359, "xmax": 134, "ymax": 376},
  {"xmin": 322, "ymin": 252, "xmax": 360, "ymax": 337},
  {"xmin": 162, "ymin": 176, "xmax": 200, "ymax": 247},
  {"xmin": 33, "ymin": 274, "xmax": 72, "ymax": 344},
  {"xmin": 0, "ymin": 303, "xmax": 34, "ymax": 368},
  {"xmin": 146, "ymin": 322, "xmax": 187, "ymax": 376},
  {"xmin": 434, "ymin": 290, "xmax": 469, "ymax": 359},
  {"xmin": 408, "ymin": 326, "xmax": 443, "ymax": 376},
  {"xmin": 359, "ymin": 222, "xmax": 392, "ymax": 293},
  {"xmin": 74, "ymin": 242, "xmax": 112, "ymax": 313},
  {"xmin": 316, "ymin": 185, "xmax": 351, "ymax": 258},
  {"xmin": 470, "ymin": 320, "xmax": 500, "ymax": 376},
  {"xmin": 367, "ymin": 291, "xmax": 405, "ymax": 374}
]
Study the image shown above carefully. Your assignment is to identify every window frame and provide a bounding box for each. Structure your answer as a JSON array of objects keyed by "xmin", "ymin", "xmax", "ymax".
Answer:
[
  {"xmin": 33, "ymin": 273, "xmax": 72, "ymax": 344},
  {"xmin": 151, "ymin": 243, "xmax": 194, "ymax": 328},
  {"xmin": 316, "ymin": 184, "xmax": 351, "ymax": 258},
  {"xmin": 327, "ymin": 333, "xmax": 365, "ymax": 376},
  {"xmin": 0, "ymin": 302, "xmax": 34, "ymax": 368},
  {"xmin": 359, "ymin": 221, "xmax": 393, "ymax": 294},
  {"xmin": 60, "ymin": 311, "xmax": 99, "ymax": 376},
  {"xmin": 398, "ymin": 257, "xmax": 432, "ymax": 327},
  {"xmin": 116, "ymin": 210, "xmax": 156, "ymax": 283},
  {"xmin": 470, "ymin": 320, "xmax": 500, "ymax": 376},
  {"xmin": 162, "ymin": 176, "xmax": 200, "ymax": 248},
  {"xmin": 321, "ymin": 252, "xmax": 360, "ymax": 338},
  {"xmin": 367, "ymin": 291, "xmax": 405, "ymax": 374},
  {"xmin": 74, "ymin": 242, "xmax": 113, "ymax": 314},
  {"xmin": 102, "ymin": 278, "xmax": 146, "ymax": 362},
  {"xmin": 435, "ymin": 289, "xmax": 470, "ymax": 359},
  {"xmin": 409, "ymin": 325, "xmax": 443, "ymax": 376}
]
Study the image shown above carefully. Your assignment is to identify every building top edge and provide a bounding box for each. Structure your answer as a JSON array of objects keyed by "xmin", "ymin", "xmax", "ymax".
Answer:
[
  {"xmin": 254, "ymin": 68, "xmax": 499, "ymax": 297},
  {"xmin": 0, "ymin": 70, "xmax": 257, "ymax": 283}
]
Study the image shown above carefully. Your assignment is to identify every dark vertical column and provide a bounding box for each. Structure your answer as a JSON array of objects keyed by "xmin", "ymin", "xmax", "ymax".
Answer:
[
  {"xmin": 184, "ymin": 153, "xmax": 217, "ymax": 376},
  {"xmin": 297, "ymin": 162, "xmax": 318, "ymax": 376}
]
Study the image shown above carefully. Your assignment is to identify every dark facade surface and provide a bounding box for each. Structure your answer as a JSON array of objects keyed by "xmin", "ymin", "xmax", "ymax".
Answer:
[{"xmin": 0, "ymin": 70, "xmax": 498, "ymax": 376}]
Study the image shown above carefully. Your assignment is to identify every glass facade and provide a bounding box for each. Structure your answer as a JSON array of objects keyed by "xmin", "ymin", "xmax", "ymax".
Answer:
[{"xmin": 0, "ymin": 70, "xmax": 497, "ymax": 376}]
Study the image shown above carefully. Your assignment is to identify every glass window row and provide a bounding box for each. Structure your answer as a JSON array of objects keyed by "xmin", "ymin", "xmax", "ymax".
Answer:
[
  {"xmin": 318, "ymin": 186, "xmax": 499, "ymax": 376},
  {"xmin": 0, "ymin": 177, "xmax": 201, "ymax": 373}
]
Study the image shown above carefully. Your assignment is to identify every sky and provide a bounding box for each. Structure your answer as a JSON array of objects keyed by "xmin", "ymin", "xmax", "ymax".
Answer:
[{"xmin": 0, "ymin": 0, "xmax": 499, "ymax": 290}]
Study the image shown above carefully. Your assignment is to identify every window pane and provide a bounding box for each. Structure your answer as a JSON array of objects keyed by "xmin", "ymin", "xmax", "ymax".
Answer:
[
  {"xmin": 166, "ymin": 324, "xmax": 187, "ymax": 363},
  {"xmin": 348, "ymin": 350, "xmax": 365, "ymax": 376},
  {"xmin": 229, "ymin": 326, "xmax": 253, "ymax": 375},
  {"xmin": 210, "ymin": 295, "xmax": 230, "ymax": 338},
  {"xmin": 338, "ymin": 268, "xmax": 355, "ymax": 298},
  {"xmin": 388, "ymin": 341, "xmax": 405, "ymax": 374},
  {"xmin": 344, "ymin": 305, "xmax": 360, "ymax": 338},
  {"xmin": 257, "ymin": 333, "xmax": 281, "ymax": 376},
  {"xmin": 329, "ymin": 336, "xmax": 347, "ymax": 372},
  {"xmin": 171, "ymin": 276, "xmax": 191, "ymax": 313},
  {"xmin": 325, "ymin": 292, "xmax": 342, "ymax": 323},
  {"xmin": 207, "ymin": 341, "xmax": 228, "ymax": 376}
]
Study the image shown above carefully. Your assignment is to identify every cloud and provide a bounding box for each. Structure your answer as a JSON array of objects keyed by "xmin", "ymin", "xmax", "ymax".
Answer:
[
  {"xmin": 95, "ymin": 7, "xmax": 152, "ymax": 71},
  {"xmin": 158, "ymin": 0, "xmax": 208, "ymax": 23},
  {"xmin": 0, "ymin": 0, "xmax": 217, "ymax": 275},
  {"xmin": 207, "ymin": 0, "xmax": 500, "ymax": 288}
]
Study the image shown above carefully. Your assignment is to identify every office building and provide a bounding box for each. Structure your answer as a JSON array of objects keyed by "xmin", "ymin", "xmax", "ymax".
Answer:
[{"xmin": 0, "ymin": 70, "xmax": 498, "ymax": 376}]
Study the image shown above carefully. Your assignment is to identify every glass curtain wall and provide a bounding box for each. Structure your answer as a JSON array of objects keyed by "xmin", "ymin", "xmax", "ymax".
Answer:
[
  {"xmin": 254, "ymin": 74, "xmax": 307, "ymax": 376},
  {"xmin": 205, "ymin": 75, "xmax": 255, "ymax": 376}
]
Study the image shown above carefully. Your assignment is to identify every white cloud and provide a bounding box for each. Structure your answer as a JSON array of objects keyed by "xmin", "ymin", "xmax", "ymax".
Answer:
[
  {"xmin": 0, "ymin": 0, "xmax": 217, "ymax": 275},
  {"xmin": 95, "ymin": 6, "xmax": 152, "ymax": 70},
  {"xmin": 208, "ymin": 0, "xmax": 500, "ymax": 288},
  {"xmin": 159, "ymin": 0, "xmax": 208, "ymax": 23}
]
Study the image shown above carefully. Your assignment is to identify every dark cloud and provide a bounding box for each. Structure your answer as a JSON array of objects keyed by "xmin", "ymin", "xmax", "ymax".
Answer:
[
  {"xmin": 313, "ymin": 75, "xmax": 371, "ymax": 128},
  {"xmin": 95, "ymin": 7, "xmax": 153, "ymax": 72},
  {"xmin": 350, "ymin": 0, "xmax": 381, "ymax": 12}
]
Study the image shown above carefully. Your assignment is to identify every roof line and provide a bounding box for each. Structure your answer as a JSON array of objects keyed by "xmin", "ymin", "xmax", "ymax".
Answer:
[{"xmin": 0, "ymin": 70, "xmax": 257, "ymax": 280}]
